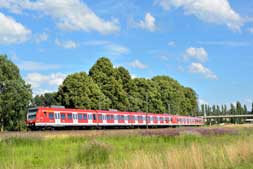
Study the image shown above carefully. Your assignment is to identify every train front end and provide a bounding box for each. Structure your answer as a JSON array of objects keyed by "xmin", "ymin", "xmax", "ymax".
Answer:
[{"xmin": 26, "ymin": 107, "xmax": 39, "ymax": 129}]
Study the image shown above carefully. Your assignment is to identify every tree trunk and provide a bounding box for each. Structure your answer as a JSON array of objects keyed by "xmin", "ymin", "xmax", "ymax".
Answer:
[{"xmin": 1, "ymin": 118, "xmax": 3, "ymax": 132}]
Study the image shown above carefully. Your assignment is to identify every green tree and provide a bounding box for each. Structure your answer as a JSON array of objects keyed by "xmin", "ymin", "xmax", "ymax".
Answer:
[
  {"xmin": 243, "ymin": 105, "xmax": 248, "ymax": 114},
  {"xmin": 0, "ymin": 55, "xmax": 32, "ymax": 131},
  {"xmin": 236, "ymin": 101, "xmax": 243, "ymax": 115},
  {"xmin": 128, "ymin": 78, "xmax": 164, "ymax": 113},
  {"xmin": 33, "ymin": 92, "xmax": 59, "ymax": 106},
  {"xmin": 152, "ymin": 76, "xmax": 198, "ymax": 115},
  {"xmin": 251, "ymin": 102, "xmax": 253, "ymax": 114},
  {"xmin": 230, "ymin": 104, "xmax": 236, "ymax": 123},
  {"xmin": 115, "ymin": 66, "xmax": 131, "ymax": 90},
  {"xmin": 224, "ymin": 105, "xmax": 228, "ymax": 115},
  {"xmin": 182, "ymin": 87, "xmax": 198, "ymax": 116},
  {"xmin": 89, "ymin": 57, "xmax": 129, "ymax": 110},
  {"xmin": 212, "ymin": 105, "xmax": 216, "ymax": 115},
  {"xmin": 57, "ymin": 72, "xmax": 110, "ymax": 109},
  {"xmin": 200, "ymin": 104, "xmax": 205, "ymax": 116}
]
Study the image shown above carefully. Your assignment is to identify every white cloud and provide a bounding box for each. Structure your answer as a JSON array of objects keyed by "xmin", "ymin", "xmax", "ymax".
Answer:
[
  {"xmin": 155, "ymin": 0, "xmax": 243, "ymax": 31},
  {"xmin": 34, "ymin": 32, "xmax": 48, "ymax": 43},
  {"xmin": 248, "ymin": 27, "xmax": 253, "ymax": 34},
  {"xmin": 129, "ymin": 60, "xmax": 148, "ymax": 69},
  {"xmin": 188, "ymin": 62, "xmax": 217, "ymax": 80},
  {"xmin": 245, "ymin": 98, "xmax": 252, "ymax": 104},
  {"xmin": 184, "ymin": 47, "xmax": 208, "ymax": 62},
  {"xmin": 25, "ymin": 72, "xmax": 67, "ymax": 95},
  {"xmin": 0, "ymin": 12, "xmax": 31, "ymax": 44},
  {"xmin": 12, "ymin": 54, "xmax": 61, "ymax": 71},
  {"xmin": 32, "ymin": 89, "xmax": 54, "ymax": 96},
  {"xmin": 84, "ymin": 40, "xmax": 129, "ymax": 56},
  {"xmin": 83, "ymin": 40, "xmax": 110, "ymax": 46},
  {"xmin": 136, "ymin": 13, "xmax": 156, "ymax": 32},
  {"xmin": 0, "ymin": 0, "xmax": 120, "ymax": 34},
  {"xmin": 18, "ymin": 61, "xmax": 60, "ymax": 71},
  {"xmin": 199, "ymin": 99, "xmax": 209, "ymax": 105},
  {"xmin": 105, "ymin": 44, "xmax": 129, "ymax": 56},
  {"xmin": 159, "ymin": 55, "xmax": 170, "ymax": 61},
  {"xmin": 168, "ymin": 41, "xmax": 176, "ymax": 46},
  {"xmin": 55, "ymin": 39, "xmax": 78, "ymax": 49},
  {"xmin": 26, "ymin": 72, "xmax": 66, "ymax": 87}
]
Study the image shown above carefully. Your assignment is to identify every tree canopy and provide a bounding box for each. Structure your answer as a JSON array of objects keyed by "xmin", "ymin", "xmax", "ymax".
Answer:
[
  {"xmin": 53, "ymin": 57, "xmax": 198, "ymax": 115},
  {"xmin": 0, "ymin": 55, "xmax": 32, "ymax": 131},
  {"xmin": 57, "ymin": 72, "xmax": 110, "ymax": 109}
]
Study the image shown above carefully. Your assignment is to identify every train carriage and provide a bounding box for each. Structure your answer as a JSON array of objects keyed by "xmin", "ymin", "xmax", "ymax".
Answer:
[{"xmin": 26, "ymin": 107, "xmax": 204, "ymax": 130}]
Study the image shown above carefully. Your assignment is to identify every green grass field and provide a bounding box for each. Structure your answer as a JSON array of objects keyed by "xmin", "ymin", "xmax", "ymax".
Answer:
[{"xmin": 1, "ymin": 126, "xmax": 253, "ymax": 169}]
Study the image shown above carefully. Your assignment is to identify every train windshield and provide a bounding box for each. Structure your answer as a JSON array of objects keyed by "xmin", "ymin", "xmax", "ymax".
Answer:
[{"xmin": 27, "ymin": 108, "xmax": 38, "ymax": 120}]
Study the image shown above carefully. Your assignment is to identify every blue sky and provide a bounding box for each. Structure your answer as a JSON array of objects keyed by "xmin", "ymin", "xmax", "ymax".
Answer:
[{"xmin": 0, "ymin": 0, "xmax": 253, "ymax": 109}]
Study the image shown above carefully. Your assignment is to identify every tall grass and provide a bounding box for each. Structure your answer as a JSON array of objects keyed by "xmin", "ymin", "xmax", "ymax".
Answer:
[
  {"xmin": 1, "ymin": 128, "xmax": 253, "ymax": 169},
  {"xmin": 77, "ymin": 140, "xmax": 111, "ymax": 166},
  {"xmin": 117, "ymin": 139, "xmax": 253, "ymax": 169}
]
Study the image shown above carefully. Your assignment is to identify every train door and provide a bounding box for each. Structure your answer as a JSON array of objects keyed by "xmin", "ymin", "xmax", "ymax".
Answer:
[
  {"xmin": 73, "ymin": 112, "xmax": 78, "ymax": 126},
  {"xmin": 92, "ymin": 113, "xmax": 98, "ymax": 126},
  {"xmin": 55, "ymin": 112, "xmax": 60, "ymax": 126},
  {"xmin": 88, "ymin": 113, "xmax": 93, "ymax": 126}
]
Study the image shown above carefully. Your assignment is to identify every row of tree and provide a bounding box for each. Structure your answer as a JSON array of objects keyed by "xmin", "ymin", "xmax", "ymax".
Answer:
[
  {"xmin": 34, "ymin": 57, "xmax": 198, "ymax": 116},
  {"xmin": 199, "ymin": 102, "xmax": 253, "ymax": 124},
  {"xmin": 199, "ymin": 102, "xmax": 252, "ymax": 116}
]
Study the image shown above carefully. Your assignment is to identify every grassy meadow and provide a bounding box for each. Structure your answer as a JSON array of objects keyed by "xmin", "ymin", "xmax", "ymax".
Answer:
[{"xmin": 1, "ymin": 126, "xmax": 253, "ymax": 169}]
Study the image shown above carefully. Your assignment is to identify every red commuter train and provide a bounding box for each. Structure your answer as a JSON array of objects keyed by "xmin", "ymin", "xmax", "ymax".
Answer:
[{"xmin": 26, "ymin": 106, "xmax": 204, "ymax": 130}]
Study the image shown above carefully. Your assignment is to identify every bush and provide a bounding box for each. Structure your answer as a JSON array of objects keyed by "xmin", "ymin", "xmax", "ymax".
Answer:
[{"xmin": 77, "ymin": 140, "xmax": 111, "ymax": 165}]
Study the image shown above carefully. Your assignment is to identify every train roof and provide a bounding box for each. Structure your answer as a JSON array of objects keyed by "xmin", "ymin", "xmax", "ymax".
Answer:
[{"xmin": 32, "ymin": 106, "xmax": 202, "ymax": 119}]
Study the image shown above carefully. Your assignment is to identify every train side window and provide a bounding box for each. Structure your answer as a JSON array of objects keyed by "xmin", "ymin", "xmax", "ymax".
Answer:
[
  {"xmin": 88, "ymin": 114, "xmax": 91, "ymax": 120},
  {"xmin": 49, "ymin": 113, "xmax": 54, "ymax": 119},
  {"xmin": 61, "ymin": 114, "xmax": 66, "ymax": 119},
  {"xmin": 99, "ymin": 115, "xmax": 102, "ymax": 120},
  {"xmin": 93, "ymin": 114, "xmax": 96, "ymax": 120},
  {"xmin": 78, "ymin": 114, "xmax": 82, "ymax": 120},
  {"xmin": 83, "ymin": 114, "xmax": 87, "ymax": 120},
  {"xmin": 67, "ymin": 113, "xmax": 72, "ymax": 120}
]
